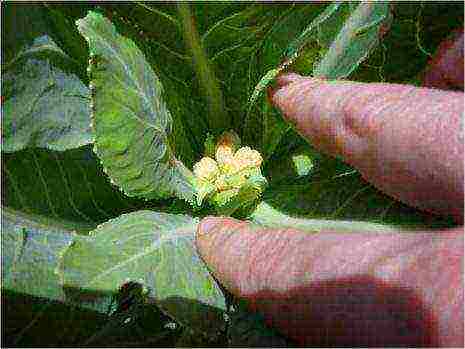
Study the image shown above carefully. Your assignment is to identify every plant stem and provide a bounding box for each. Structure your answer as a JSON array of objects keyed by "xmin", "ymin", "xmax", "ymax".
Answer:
[{"xmin": 177, "ymin": 3, "xmax": 229, "ymax": 132}]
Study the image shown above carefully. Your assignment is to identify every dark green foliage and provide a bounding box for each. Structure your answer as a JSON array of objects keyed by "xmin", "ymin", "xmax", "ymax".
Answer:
[
  {"xmin": 2, "ymin": 147, "xmax": 147, "ymax": 227},
  {"xmin": 2, "ymin": 2, "xmax": 462, "ymax": 346}
]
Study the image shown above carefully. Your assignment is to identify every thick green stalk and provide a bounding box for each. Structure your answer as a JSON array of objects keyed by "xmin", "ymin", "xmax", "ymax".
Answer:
[{"xmin": 178, "ymin": 3, "xmax": 229, "ymax": 132}]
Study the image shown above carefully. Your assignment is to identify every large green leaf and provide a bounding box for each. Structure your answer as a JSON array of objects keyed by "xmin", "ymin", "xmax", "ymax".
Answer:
[
  {"xmin": 313, "ymin": 2, "xmax": 392, "ymax": 79},
  {"xmin": 2, "ymin": 207, "xmax": 80, "ymax": 303},
  {"xmin": 96, "ymin": 3, "xmax": 202, "ymax": 164},
  {"xmin": 1, "ymin": 207, "xmax": 196, "ymax": 346},
  {"xmin": 60, "ymin": 210, "xmax": 227, "ymax": 337},
  {"xmin": 246, "ymin": 2, "xmax": 392, "ymax": 117},
  {"xmin": 2, "ymin": 147, "xmax": 148, "ymax": 227},
  {"xmin": 2, "ymin": 35, "xmax": 93, "ymax": 152},
  {"xmin": 76, "ymin": 11, "xmax": 196, "ymax": 203},
  {"xmin": 1, "ymin": 207, "xmax": 112, "ymax": 319}
]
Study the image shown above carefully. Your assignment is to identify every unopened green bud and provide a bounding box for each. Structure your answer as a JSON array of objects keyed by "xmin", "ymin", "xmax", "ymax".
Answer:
[
  {"xmin": 212, "ymin": 168, "xmax": 268, "ymax": 217},
  {"xmin": 203, "ymin": 133, "xmax": 216, "ymax": 158},
  {"xmin": 193, "ymin": 177, "xmax": 217, "ymax": 206}
]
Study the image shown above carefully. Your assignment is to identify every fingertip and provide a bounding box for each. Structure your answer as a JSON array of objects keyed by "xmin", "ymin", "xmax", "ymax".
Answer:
[
  {"xmin": 196, "ymin": 216, "xmax": 244, "ymax": 248},
  {"xmin": 269, "ymin": 83, "xmax": 290, "ymax": 118},
  {"xmin": 197, "ymin": 216, "xmax": 221, "ymax": 237},
  {"xmin": 275, "ymin": 72, "xmax": 307, "ymax": 88},
  {"xmin": 269, "ymin": 74, "xmax": 327, "ymax": 121},
  {"xmin": 196, "ymin": 216, "xmax": 227, "ymax": 263}
]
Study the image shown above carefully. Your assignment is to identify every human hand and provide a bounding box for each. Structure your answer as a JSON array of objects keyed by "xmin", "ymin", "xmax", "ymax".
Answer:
[{"xmin": 196, "ymin": 33, "xmax": 464, "ymax": 347}]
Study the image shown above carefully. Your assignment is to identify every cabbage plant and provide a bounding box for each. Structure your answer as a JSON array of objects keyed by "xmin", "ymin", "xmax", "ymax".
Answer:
[{"xmin": 2, "ymin": 2, "xmax": 461, "ymax": 346}]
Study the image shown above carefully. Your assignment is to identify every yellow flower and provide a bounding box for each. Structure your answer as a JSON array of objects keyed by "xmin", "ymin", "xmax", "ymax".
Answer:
[
  {"xmin": 193, "ymin": 131, "xmax": 265, "ymax": 201},
  {"xmin": 215, "ymin": 130, "xmax": 241, "ymax": 172},
  {"xmin": 193, "ymin": 156, "xmax": 219, "ymax": 181},
  {"xmin": 234, "ymin": 146, "xmax": 263, "ymax": 170},
  {"xmin": 215, "ymin": 144, "xmax": 235, "ymax": 166}
]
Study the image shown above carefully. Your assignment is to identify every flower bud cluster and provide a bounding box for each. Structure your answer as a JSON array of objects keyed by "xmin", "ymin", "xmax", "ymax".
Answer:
[{"xmin": 193, "ymin": 131, "xmax": 264, "ymax": 193}]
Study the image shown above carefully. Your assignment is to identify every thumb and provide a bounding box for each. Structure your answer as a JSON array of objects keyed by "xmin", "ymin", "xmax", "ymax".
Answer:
[
  {"xmin": 270, "ymin": 75, "xmax": 464, "ymax": 222},
  {"xmin": 196, "ymin": 216, "xmax": 464, "ymax": 347}
]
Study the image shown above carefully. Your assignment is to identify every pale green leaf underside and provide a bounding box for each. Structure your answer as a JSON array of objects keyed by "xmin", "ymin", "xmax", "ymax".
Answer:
[
  {"xmin": 247, "ymin": 2, "xmax": 391, "ymax": 113},
  {"xmin": 2, "ymin": 35, "xmax": 92, "ymax": 153},
  {"xmin": 313, "ymin": 2, "xmax": 392, "ymax": 79},
  {"xmin": 60, "ymin": 210, "xmax": 226, "ymax": 336},
  {"xmin": 2, "ymin": 207, "xmax": 78, "ymax": 304},
  {"xmin": 76, "ymin": 12, "xmax": 195, "ymax": 202},
  {"xmin": 250, "ymin": 202, "xmax": 402, "ymax": 233}
]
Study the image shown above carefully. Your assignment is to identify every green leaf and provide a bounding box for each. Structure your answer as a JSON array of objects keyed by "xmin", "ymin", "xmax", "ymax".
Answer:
[
  {"xmin": 244, "ymin": 4, "xmax": 334, "ymax": 117},
  {"xmin": 240, "ymin": 4, "xmax": 326, "ymax": 155},
  {"xmin": 313, "ymin": 2, "xmax": 393, "ymax": 79},
  {"xmin": 43, "ymin": 4, "xmax": 90, "ymax": 76},
  {"xmin": 355, "ymin": 2, "xmax": 465, "ymax": 85},
  {"xmin": 1, "ymin": 207, "xmax": 186, "ymax": 346},
  {"xmin": 246, "ymin": 2, "xmax": 392, "ymax": 119},
  {"xmin": 283, "ymin": 2, "xmax": 344, "ymax": 60},
  {"xmin": 2, "ymin": 147, "xmax": 149, "ymax": 226},
  {"xmin": 76, "ymin": 11, "xmax": 196, "ymax": 203},
  {"xmin": 1, "ymin": 207, "xmax": 80, "ymax": 303},
  {"xmin": 60, "ymin": 210, "xmax": 227, "ymax": 337},
  {"xmin": 108, "ymin": 3, "xmax": 208, "ymax": 160},
  {"xmin": 250, "ymin": 202, "xmax": 401, "ymax": 233},
  {"xmin": 2, "ymin": 35, "xmax": 93, "ymax": 153},
  {"xmin": 2, "ymin": 3, "xmax": 51, "ymax": 63}
]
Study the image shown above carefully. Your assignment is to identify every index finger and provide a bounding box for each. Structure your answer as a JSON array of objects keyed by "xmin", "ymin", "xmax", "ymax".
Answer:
[{"xmin": 270, "ymin": 76, "xmax": 464, "ymax": 222}]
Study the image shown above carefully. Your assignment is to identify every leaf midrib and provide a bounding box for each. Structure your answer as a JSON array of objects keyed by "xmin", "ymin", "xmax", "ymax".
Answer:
[{"xmin": 77, "ymin": 228, "xmax": 195, "ymax": 288}]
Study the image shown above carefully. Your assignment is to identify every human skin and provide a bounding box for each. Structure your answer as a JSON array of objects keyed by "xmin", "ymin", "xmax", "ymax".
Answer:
[
  {"xmin": 197, "ymin": 219, "xmax": 463, "ymax": 347},
  {"xmin": 272, "ymin": 74, "xmax": 464, "ymax": 223},
  {"xmin": 422, "ymin": 28, "xmax": 464, "ymax": 90},
  {"xmin": 196, "ymin": 66, "xmax": 464, "ymax": 346}
]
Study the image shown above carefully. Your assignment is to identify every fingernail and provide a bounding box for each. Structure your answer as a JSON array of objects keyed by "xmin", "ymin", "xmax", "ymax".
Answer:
[
  {"xmin": 275, "ymin": 72, "xmax": 307, "ymax": 88},
  {"xmin": 271, "ymin": 77, "xmax": 327, "ymax": 123},
  {"xmin": 268, "ymin": 73, "xmax": 302, "ymax": 103},
  {"xmin": 197, "ymin": 216, "xmax": 221, "ymax": 237},
  {"xmin": 269, "ymin": 83, "xmax": 290, "ymax": 112},
  {"xmin": 270, "ymin": 81, "xmax": 301, "ymax": 127}
]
